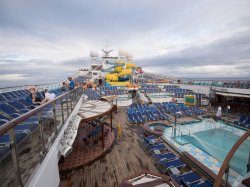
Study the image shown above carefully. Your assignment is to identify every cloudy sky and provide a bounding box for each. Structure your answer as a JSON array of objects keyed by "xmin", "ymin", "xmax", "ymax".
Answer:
[{"xmin": 0, "ymin": 0, "xmax": 250, "ymax": 87}]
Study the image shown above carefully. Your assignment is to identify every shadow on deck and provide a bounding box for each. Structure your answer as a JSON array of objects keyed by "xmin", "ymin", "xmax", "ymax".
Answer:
[{"xmin": 66, "ymin": 107, "xmax": 158, "ymax": 187}]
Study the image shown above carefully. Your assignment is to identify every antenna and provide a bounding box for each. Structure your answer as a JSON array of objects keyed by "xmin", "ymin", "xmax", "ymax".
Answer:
[{"xmin": 102, "ymin": 40, "xmax": 113, "ymax": 57}]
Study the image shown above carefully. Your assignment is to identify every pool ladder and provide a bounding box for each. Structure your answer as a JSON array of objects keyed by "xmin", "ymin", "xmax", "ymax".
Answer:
[{"xmin": 171, "ymin": 124, "xmax": 191, "ymax": 136}]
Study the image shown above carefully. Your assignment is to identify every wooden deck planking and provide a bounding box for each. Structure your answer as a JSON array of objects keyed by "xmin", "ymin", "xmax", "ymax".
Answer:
[{"xmin": 69, "ymin": 107, "xmax": 158, "ymax": 187}]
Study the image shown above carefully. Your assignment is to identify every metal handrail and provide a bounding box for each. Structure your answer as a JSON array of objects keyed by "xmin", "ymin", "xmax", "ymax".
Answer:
[
  {"xmin": 214, "ymin": 130, "xmax": 250, "ymax": 187},
  {"xmin": 0, "ymin": 87, "xmax": 82, "ymax": 135},
  {"xmin": 176, "ymin": 124, "xmax": 191, "ymax": 136}
]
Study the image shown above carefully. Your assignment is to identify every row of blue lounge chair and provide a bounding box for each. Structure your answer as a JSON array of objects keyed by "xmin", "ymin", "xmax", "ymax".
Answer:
[
  {"xmin": 141, "ymin": 85, "xmax": 159, "ymax": 89},
  {"xmin": 141, "ymin": 85, "xmax": 160, "ymax": 93},
  {"xmin": 127, "ymin": 103, "xmax": 205, "ymax": 124},
  {"xmin": 101, "ymin": 86, "xmax": 119, "ymax": 91},
  {"xmin": 165, "ymin": 88, "xmax": 191, "ymax": 93},
  {"xmin": 127, "ymin": 104, "xmax": 169, "ymax": 123},
  {"xmin": 143, "ymin": 88, "xmax": 161, "ymax": 93},
  {"xmin": 155, "ymin": 102, "xmax": 205, "ymax": 116},
  {"xmin": 83, "ymin": 89, "xmax": 102, "ymax": 100},
  {"xmin": 234, "ymin": 115, "xmax": 250, "ymax": 129},
  {"xmin": 0, "ymin": 87, "xmax": 65, "ymax": 103},
  {"xmin": 0, "ymin": 91, "xmax": 60, "ymax": 162},
  {"xmin": 83, "ymin": 88, "xmax": 128, "ymax": 100},
  {"xmin": 142, "ymin": 135, "xmax": 213, "ymax": 187},
  {"xmin": 164, "ymin": 85, "xmax": 177, "ymax": 89},
  {"xmin": 102, "ymin": 90, "xmax": 126, "ymax": 96},
  {"xmin": 0, "ymin": 89, "xmax": 30, "ymax": 102}
]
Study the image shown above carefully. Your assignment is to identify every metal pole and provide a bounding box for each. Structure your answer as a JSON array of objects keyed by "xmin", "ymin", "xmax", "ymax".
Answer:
[
  {"xmin": 38, "ymin": 111, "xmax": 46, "ymax": 152},
  {"xmin": 70, "ymin": 92, "xmax": 73, "ymax": 112},
  {"xmin": 60, "ymin": 97, "xmax": 65, "ymax": 124},
  {"xmin": 197, "ymin": 89, "xmax": 200, "ymax": 107},
  {"xmin": 226, "ymin": 107, "xmax": 228, "ymax": 124},
  {"xmin": 200, "ymin": 92, "xmax": 202, "ymax": 108},
  {"xmin": 9, "ymin": 128, "xmax": 23, "ymax": 186},
  {"xmin": 174, "ymin": 114, "xmax": 177, "ymax": 138},
  {"xmin": 52, "ymin": 101, "xmax": 57, "ymax": 135},
  {"xmin": 66, "ymin": 94, "xmax": 69, "ymax": 117},
  {"xmin": 73, "ymin": 91, "xmax": 76, "ymax": 107}
]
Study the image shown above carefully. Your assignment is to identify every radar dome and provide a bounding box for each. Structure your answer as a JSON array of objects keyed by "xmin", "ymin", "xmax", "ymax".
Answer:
[{"xmin": 90, "ymin": 50, "xmax": 98, "ymax": 58}]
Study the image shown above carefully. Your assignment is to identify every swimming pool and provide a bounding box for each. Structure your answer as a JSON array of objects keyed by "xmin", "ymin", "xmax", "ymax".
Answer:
[
  {"xmin": 162, "ymin": 119, "xmax": 249, "ymax": 177},
  {"xmin": 183, "ymin": 128, "xmax": 249, "ymax": 176}
]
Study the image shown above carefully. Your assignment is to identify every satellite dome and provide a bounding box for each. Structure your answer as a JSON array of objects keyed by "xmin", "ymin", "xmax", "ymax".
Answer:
[{"xmin": 90, "ymin": 50, "xmax": 98, "ymax": 58}]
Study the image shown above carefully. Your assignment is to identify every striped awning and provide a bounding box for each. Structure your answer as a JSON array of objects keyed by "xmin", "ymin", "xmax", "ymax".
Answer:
[
  {"xmin": 78, "ymin": 100, "xmax": 112, "ymax": 119},
  {"xmin": 215, "ymin": 92, "xmax": 250, "ymax": 98}
]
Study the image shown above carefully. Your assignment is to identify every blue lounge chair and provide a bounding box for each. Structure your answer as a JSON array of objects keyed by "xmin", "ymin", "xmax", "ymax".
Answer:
[
  {"xmin": 8, "ymin": 101, "xmax": 30, "ymax": 113},
  {"xmin": 154, "ymin": 152, "xmax": 177, "ymax": 162},
  {"xmin": 179, "ymin": 171, "xmax": 202, "ymax": 186},
  {"xmin": 158, "ymin": 158, "xmax": 186, "ymax": 173},
  {"xmin": 0, "ymin": 132, "xmax": 29, "ymax": 146},
  {"xmin": 0, "ymin": 114, "xmax": 38, "ymax": 133},
  {"xmin": 146, "ymin": 143, "xmax": 166, "ymax": 153},
  {"xmin": 192, "ymin": 180, "xmax": 213, "ymax": 187},
  {"xmin": 144, "ymin": 135, "xmax": 156, "ymax": 144}
]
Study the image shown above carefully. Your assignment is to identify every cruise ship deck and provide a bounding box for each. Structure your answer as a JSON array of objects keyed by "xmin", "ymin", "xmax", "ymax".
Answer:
[
  {"xmin": 0, "ymin": 81, "xmax": 250, "ymax": 187},
  {"xmin": 68, "ymin": 107, "xmax": 159, "ymax": 187}
]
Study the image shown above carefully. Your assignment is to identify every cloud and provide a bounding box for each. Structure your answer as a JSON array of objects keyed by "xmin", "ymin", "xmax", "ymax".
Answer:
[
  {"xmin": 137, "ymin": 29, "xmax": 250, "ymax": 78},
  {"xmin": 0, "ymin": 74, "xmax": 30, "ymax": 80},
  {"xmin": 0, "ymin": 0, "xmax": 250, "ymax": 87}
]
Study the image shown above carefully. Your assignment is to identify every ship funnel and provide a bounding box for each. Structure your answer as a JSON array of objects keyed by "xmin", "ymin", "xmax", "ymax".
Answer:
[{"xmin": 118, "ymin": 49, "xmax": 127, "ymax": 57}]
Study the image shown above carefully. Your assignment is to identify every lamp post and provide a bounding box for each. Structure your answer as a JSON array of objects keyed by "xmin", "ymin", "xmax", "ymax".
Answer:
[
  {"xmin": 174, "ymin": 111, "xmax": 182, "ymax": 139},
  {"xmin": 200, "ymin": 92, "xmax": 202, "ymax": 108},
  {"xmin": 197, "ymin": 89, "xmax": 200, "ymax": 107},
  {"xmin": 226, "ymin": 105, "xmax": 230, "ymax": 123}
]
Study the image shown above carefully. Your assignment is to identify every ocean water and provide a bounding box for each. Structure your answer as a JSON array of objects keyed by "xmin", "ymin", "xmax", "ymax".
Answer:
[{"xmin": 183, "ymin": 77, "xmax": 250, "ymax": 81}]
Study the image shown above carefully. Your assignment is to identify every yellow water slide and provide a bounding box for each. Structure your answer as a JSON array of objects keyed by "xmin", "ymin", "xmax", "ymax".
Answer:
[
  {"xmin": 105, "ymin": 73, "xmax": 118, "ymax": 82},
  {"xmin": 108, "ymin": 82, "xmax": 129, "ymax": 86},
  {"xmin": 119, "ymin": 69, "xmax": 132, "ymax": 76},
  {"xmin": 126, "ymin": 63, "xmax": 136, "ymax": 69},
  {"xmin": 114, "ymin": 66, "xmax": 123, "ymax": 73}
]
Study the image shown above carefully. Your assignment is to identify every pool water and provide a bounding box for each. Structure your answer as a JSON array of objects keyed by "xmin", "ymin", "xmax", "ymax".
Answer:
[
  {"xmin": 162, "ymin": 119, "xmax": 249, "ymax": 177},
  {"xmin": 183, "ymin": 128, "xmax": 249, "ymax": 176}
]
